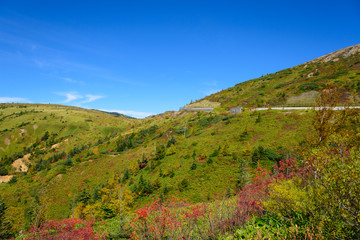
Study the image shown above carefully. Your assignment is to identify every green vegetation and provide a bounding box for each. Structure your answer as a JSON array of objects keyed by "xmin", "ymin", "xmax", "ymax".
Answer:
[{"xmin": 0, "ymin": 46, "xmax": 359, "ymax": 239}]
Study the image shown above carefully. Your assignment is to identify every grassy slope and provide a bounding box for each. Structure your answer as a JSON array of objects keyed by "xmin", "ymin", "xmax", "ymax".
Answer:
[
  {"xmin": 0, "ymin": 104, "xmax": 133, "ymax": 221},
  {"xmin": 1, "ymin": 46, "xmax": 359, "ymax": 232},
  {"xmin": 201, "ymin": 50, "xmax": 360, "ymax": 108},
  {"xmin": 0, "ymin": 104, "xmax": 131, "ymax": 159},
  {"xmin": 1, "ymin": 107, "xmax": 313, "ymax": 221}
]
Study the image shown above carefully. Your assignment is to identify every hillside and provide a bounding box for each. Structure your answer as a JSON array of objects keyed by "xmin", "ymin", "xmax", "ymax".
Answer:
[
  {"xmin": 0, "ymin": 104, "xmax": 313, "ymax": 212},
  {"xmin": 194, "ymin": 44, "xmax": 360, "ymax": 109},
  {"xmin": 0, "ymin": 45, "xmax": 359, "ymax": 239}
]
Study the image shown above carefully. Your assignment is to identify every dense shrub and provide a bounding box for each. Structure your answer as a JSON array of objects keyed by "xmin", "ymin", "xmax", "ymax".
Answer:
[
  {"xmin": 131, "ymin": 168, "xmax": 269, "ymax": 239},
  {"xmin": 251, "ymin": 146, "xmax": 280, "ymax": 166},
  {"xmin": 154, "ymin": 144, "xmax": 166, "ymax": 160},
  {"xmin": 166, "ymin": 136, "xmax": 176, "ymax": 147},
  {"xmin": 178, "ymin": 179, "xmax": 189, "ymax": 191},
  {"xmin": 0, "ymin": 167, "xmax": 8, "ymax": 176},
  {"xmin": 23, "ymin": 218, "xmax": 105, "ymax": 240},
  {"xmin": 298, "ymin": 82, "xmax": 319, "ymax": 91},
  {"xmin": 0, "ymin": 199, "xmax": 12, "ymax": 239},
  {"xmin": 198, "ymin": 116, "xmax": 221, "ymax": 127},
  {"xmin": 275, "ymin": 83, "xmax": 288, "ymax": 89},
  {"xmin": 8, "ymin": 175, "xmax": 17, "ymax": 184}
]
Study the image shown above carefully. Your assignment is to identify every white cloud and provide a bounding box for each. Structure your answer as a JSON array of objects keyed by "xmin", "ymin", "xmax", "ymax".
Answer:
[
  {"xmin": 58, "ymin": 92, "xmax": 83, "ymax": 103},
  {"xmin": 0, "ymin": 97, "xmax": 30, "ymax": 103},
  {"xmin": 56, "ymin": 92, "xmax": 104, "ymax": 104},
  {"xmin": 100, "ymin": 109, "xmax": 154, "ymax": 119},
  {"xmin": 82, "ymin": 94, "xmax": 104, "ymax": 103}
]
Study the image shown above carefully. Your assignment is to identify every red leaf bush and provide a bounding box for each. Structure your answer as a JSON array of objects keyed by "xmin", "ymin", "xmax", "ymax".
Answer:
[{"xmin": 24, "ymin": 218, "xmax": 105, "ymax": 240}]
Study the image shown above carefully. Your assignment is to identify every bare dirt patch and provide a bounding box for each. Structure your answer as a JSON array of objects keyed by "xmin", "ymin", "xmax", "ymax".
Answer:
[
  {"xmin": 287, "ymin": 91, "xmax": 318, "ymax": 105},
  {"xmin": 51, "ymin": 138, "xmax": 69, "ymax": 149},
  {"xmin": 23, "ymin": 153, "xmax": 31, "ymax": 160},
  {"xmin": 51, "ymin": 143, "xmax": 61, "ymax": 149},
  {"xmin": 0, "ymin": 175, "xmax": 14, "ymax": 183},
  {"xmin": 185, "ymin": 100, "xmax": 221, "ymax": 108},
  {"xmin": 4, "ymin": 137, "xmax": 10, "ymax": 146},
  {"xmin": 12, "ymin": 154, "xmax": 31, "ymax": 172},
  {"xmin": 19, "ymin": 128, "xmax": 27, "ymax": 136}
]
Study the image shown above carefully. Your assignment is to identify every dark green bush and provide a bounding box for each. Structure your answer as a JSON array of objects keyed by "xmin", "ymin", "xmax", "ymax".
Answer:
[
  {"xmin": 190, "ymin": 163, "xmax": 197, "ymax": 170},
  {"xmin": 178, "ymin": 179, "xmax": 189, "ymax": 191},
  {"xmin": 298, "ymin": 83, "xmax": 319, "ymax": 91},
  {"xmin": 154, "ymin": 144, "xmax": 166, "ymax": 160},
  {"xmin": 275, "ymin": 83, "xmax": 287, "ymax": 89},
  {"xmin": 8, "ymin": 176, "xmax": 17, "ymax": 184}
]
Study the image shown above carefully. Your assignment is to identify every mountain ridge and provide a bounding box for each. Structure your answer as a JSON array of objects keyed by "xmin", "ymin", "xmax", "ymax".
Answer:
[
  {"xmin": 198, "ymin": 43, "xmax": 360, "ymax": 109},
  {"xmin": 307, "ymin": 43, "xmax": 360, "ymax": 64}
]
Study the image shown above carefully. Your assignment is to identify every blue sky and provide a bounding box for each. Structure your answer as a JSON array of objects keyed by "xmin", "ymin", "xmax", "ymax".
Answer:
[{"xmin": 0, "ymin": 0, "xmax": 359, "ymax": 118}]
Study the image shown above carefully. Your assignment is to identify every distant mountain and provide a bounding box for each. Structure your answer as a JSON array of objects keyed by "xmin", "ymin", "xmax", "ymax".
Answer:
[{"xmin": 96, "ymin": 110, "xmax": 135, "ymax": 119}]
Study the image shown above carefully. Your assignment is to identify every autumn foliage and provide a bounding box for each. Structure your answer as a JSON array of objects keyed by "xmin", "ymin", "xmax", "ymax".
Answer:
[
  {"xmin": 23, "ymin": 218, "xmax": 105, "ymax": 240},
  {"xmin": 130, "ymin": 167, "xmax": 270, "ymax": 239}
]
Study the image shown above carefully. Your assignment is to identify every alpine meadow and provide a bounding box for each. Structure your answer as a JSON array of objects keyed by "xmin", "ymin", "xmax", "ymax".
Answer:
[{"xmin": 0, "ymin": 43, "xmax": 360, "ymax": 239}]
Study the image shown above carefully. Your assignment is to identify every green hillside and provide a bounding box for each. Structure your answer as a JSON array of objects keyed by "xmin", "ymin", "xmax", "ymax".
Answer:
[
  {"xmin": 0, "ymin": 103, "xmax": 132, "ymax": 166},
  {"xmin": 0, "ymin": 105, "xmax": 312, "ymax": 216},
  {"xmin": 199, "ymin": 44, "xmax": 360, "ymax": 108},
  {"xmin": 0, "ymin": 45, "xmax": 359, "ymax": 239}
]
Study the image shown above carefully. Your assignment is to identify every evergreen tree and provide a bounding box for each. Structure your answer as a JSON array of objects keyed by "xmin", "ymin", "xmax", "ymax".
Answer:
[
  {"xmin": 154, "ymin": 144, "xmax": 166, "ymax": 160},
  {"xmin": 166, "ymin": 136, "xmax": 176, "ymax": 147},
  {"xmin": 0, "ymin": 199, "xmax": 11, "ymax": 239}
]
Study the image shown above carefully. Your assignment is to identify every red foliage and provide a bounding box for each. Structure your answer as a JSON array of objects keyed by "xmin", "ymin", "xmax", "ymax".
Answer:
[
  {"xmin": 135, "ymin": 207, "xmax": 149, "ymax": 219},
  {"xmin": 184, "ymin": 205, "xmax": 205, "ymax": 221},
  {"xmin": 130, "ymin": 169, "xmax": 272, "ymax": 239},
  {"xmin": 215, "ymin": 167, "xmax": 270, "ymax": 233},
  {"xmin": 131, "ymin": 198, "xmax": 190, "ymax": 239},
  {"xmin": 24, "ymin": 218, "xmax": 105, "ymax": 240},
  {"xmin": 273, "ymin": 157, "xmax": 307, "ymax": 180},
  {"xmin": 129, "ymin": 159, "xmax": 306, "ymax": 239}
]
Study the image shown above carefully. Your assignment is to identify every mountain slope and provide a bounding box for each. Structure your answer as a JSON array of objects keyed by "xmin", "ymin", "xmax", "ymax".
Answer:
[
  {"xmin": 0, "ymin": 104, "xmax": 131, "ymax": 177},
  {"xmin": 0, "ymin": 44, "xmax": 359, "ymax": 238},
  {"xmin": 197, "ymin": 44, "xmax": 360, "ymax": 108}
]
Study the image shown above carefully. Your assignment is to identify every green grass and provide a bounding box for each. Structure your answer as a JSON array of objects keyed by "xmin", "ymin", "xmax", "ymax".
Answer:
[
  {"xmin": 1, "ymin": 107, "xmax": 313, "ymax": 222},
  {"xmin": 1, "ymin": 49, "xmax": 359, "ymax": 236}
]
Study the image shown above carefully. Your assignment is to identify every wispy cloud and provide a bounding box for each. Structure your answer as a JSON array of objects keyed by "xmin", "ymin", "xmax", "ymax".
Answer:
[
  {"xmin": 100, "ymin": 109, "xmax": 154, "ymax": 119},
  {"xmin": 33, "ymin": 59, "xmax": 45, "ymax": 68},
  {"xmin": 0, "ymin": 97, "xmax": 30, "ymax": 103},
  {"xmin": 56, "ymin": 92, "xmax": 83, "ymax": 103},
  {"xmin": 82, "ymin": 94, "xmax": 104, "ymax": 103},
  {"xmin": 56, "ymin": 92, "xmax": 104, "ymax": 104},
  {"xmin": 59, "ymin": 77, "xmax": 84, "ymax": 85}
]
